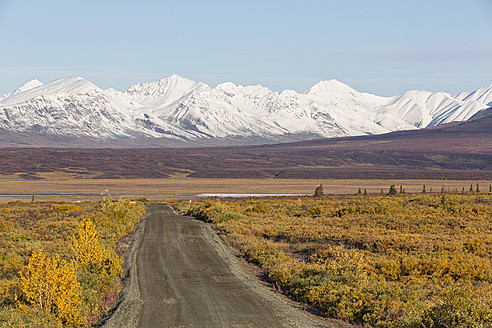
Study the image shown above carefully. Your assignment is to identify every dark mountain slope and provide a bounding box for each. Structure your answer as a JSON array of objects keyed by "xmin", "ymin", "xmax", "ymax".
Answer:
[{"xmin": 0, "ymin": 112, "xmax": 490, "ymax": 180}]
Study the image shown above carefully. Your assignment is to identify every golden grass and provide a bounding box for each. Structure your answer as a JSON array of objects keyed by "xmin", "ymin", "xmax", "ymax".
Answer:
[{"xmin": 0, "ymin": 178, "xmax": 490, "ymax": 203}]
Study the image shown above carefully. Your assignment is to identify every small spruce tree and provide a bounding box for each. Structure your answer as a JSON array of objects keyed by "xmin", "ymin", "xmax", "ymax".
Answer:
[
  {"xmin": 381, "ymin": 188, "xmax": 384, "ymax": 194},
  {"xmin": 476, "ymin": 183, "xmax": 480, "ymax": 192},
  {"xmin": 363, "ymin": 189, "xmax": 367, "ymax": 196},
  {"xmin": 489, "ymin": 185, "xmax": 491, "ymax": 193},
  {"xmin": 470, "ymin": 184, "xmax": 473, "ymax": 192},
  {"xmin": 314, "ymin": 184, "xmax": 324, "ymax": 197},
  {"xmin": 358, "ymin": 188, "xmax": 361, "ymax": 195},
  {"xmin": 399, "ymin": 185, "xmax": 403, "ymax": 194},
  {"xmin": 422, "ymin": 185, "xmax": 426, "ymax": 194},
  {"xmin": 441, "ymin": 186, "xmax": 444, "ymax": 194},
  {"xmin": 388, "ymin": 185, "xmax": 397, "ymax": 196}
]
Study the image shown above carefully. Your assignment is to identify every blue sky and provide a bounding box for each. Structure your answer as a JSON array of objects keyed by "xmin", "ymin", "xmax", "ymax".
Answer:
[{"xmin": 0, "ymin": 0, "xmax": 491, "ymax": 96}]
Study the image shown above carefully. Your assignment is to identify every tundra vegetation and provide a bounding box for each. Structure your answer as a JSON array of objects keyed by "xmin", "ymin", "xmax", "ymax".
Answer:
[
  {"xmin": 0, "ymin": 197, "xmax": 145, "ymax": 327},
  {"xmin": 181, "ymin": 192, "xmax": 492, "ymax": 327}
]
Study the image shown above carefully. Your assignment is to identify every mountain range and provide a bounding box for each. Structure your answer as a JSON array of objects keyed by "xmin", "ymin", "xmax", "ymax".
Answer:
[
  {"xmin": 1, "ymin": 75, "xmax": 491, "ymax": 147},
  {"xmin": 1, "ymin": 111, "xmax": 490, "ymax": 180}
]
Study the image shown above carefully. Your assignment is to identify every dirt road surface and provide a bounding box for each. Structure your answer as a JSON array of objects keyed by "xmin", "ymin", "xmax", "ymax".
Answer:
[{"xmin": 103, "ymin": 205, "xmax": 329, "ymax": 328}]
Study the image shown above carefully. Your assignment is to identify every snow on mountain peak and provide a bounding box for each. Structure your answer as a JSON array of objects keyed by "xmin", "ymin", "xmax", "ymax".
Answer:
[
  {"xmin": 0, "ymin": 75, "xmax": 490, "ymax": 144},
  {"xmin": 459, "ymin": 84, "xmax": 492, "ymax": 106},
  {"xmin": 280, "ymin": 89, "xmax": 299, "ymax": 98},
  {"xmin": 14, "ymin": 79, "xmax": 44, "ymax": 93},
  {"xmin": 304, "ymin": 79, "xmax": 356, "ymax": 95},
  {"xmin": 0, "ymin": 77, "xmax": 102, "ymax": 105},
  {"xmin": 46, "ymin": 77, "xmax": 102, "ymax": 94},
  {"xmin": 125, "ymin": 75, "xmax": 211, "ymax": 110},
  {"xmin": 126, "ymin": 74, "xmax": 208, "ymax": 95},
  {"xmin": 0, "ymin": 79, "xmax": 44, "ymax": 101},
  {"xmin": 216, "ymin": 82, "xmax": 237, "ymax": 90},
  {"xmin": 158, "ymin": 74, "xmax": 194, "ymax": 86}
]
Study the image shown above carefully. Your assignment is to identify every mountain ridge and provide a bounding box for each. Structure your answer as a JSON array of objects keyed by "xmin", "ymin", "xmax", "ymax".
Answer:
[
  {"xmin": 0, "ymin": 112, "xmax": 490, "ymax": 179},
  {"xmin": 0, "ymin": 75, "xmax": 490, "ymax": 147}
]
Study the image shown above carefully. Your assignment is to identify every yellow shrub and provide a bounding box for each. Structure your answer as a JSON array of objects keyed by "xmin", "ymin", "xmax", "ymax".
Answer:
[
  {"xmin": 0, "ymin": 278, "xmax": 20, "ymax": 307},
  {"xmin": 19, "ymin": 250, "xmax": 84, "ymax": 326},
  {"xmin": 72, "ymin": 219, "xmax": 102, "ymax": 268},
  {"xmin": 311, "ymin": 246, "xmax": 367, "ymax": 277},
  {"xmin": 0, "ymin": 219, "xmax": 14, "ymax": 233},
  {"xmin": 100, "ymin": 196, "xmax": 139, "ymax": 220},
  {"xmin": 53, "ymin": 204, "xmax": 82, "ymax": 212},
  {"xmin": 0, "ymin": 200, "xmax": 144, "ymax": 327},
  {"xmin": 0, "ymin": 305, "xmax": 63, "ymax": 328},
  {"xmin": 72, "ymin": 218, "xmax": 121, "ymax": 276}
]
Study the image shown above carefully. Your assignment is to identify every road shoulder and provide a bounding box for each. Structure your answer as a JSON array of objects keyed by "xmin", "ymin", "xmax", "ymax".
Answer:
[{"xmin": 99, "ymin": 213, "xmax": 147, "ymax": 328}]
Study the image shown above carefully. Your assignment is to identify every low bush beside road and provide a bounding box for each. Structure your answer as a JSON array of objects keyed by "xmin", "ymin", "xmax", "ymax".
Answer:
[
  {"xmin": 0, "ymin": 197, "xmax": 145, "ymax": 327},
  {"xmin": 180, "ymin": 193, "xmax": 492, "ymax": 327}
]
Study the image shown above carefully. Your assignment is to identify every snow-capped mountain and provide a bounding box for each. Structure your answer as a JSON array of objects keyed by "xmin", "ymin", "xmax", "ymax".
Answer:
[
  {"xmin": 0, "ymin": 74, "xmax": 491, "ymax": 146},
  {"xmin": 0, "ymin": 79, "xmax": 44, "ymax": 102}
]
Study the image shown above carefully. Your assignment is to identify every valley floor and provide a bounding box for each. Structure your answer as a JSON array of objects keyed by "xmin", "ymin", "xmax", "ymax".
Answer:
[{"xmin": 0, "ymin": 178, "xmax": 491, "ymax": 203}]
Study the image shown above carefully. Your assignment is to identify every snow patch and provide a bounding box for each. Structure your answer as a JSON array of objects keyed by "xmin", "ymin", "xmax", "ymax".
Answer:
[{"xmin": 0, "ymin": 75, "xmax": 489, "ymax": 143}]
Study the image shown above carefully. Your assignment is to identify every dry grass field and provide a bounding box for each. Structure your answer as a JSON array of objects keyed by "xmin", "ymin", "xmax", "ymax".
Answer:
[{"xmin": 1, "ymin": 178, "xmax": 491, "ymax": 203}]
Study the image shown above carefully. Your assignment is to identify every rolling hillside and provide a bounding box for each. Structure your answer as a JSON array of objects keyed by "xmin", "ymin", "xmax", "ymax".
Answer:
[{"xmin": 0, "ymin": 110, "xmax": 490, "ymax": 180}]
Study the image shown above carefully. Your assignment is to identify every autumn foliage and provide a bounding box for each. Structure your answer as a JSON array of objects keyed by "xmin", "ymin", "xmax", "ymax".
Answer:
[
  {"xmin": 183, "ymin": 192, "xmax": 492, "ymax": 327},
  {"xmin": 0, "ymin": 197, "xmax": 145, "ymax": 327},
  {"xmin": 19, "ymin": 251, "xmax": 83, "ymax": 326},
  {"xmin": 72, "ymin": 218, "xmax": 121, "ymax": 276}
]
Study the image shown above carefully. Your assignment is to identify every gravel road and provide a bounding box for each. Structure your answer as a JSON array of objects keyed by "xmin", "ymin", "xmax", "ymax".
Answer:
[{"xmin": 102, "ymin": 205, "xmax": 330, "ymax": 328}]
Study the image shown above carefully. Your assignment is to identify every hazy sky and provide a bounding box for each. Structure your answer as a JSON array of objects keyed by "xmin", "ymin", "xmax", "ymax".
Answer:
[{"xmin": 1, "ymin": 0, "xmax": 491, "ymax": 96}]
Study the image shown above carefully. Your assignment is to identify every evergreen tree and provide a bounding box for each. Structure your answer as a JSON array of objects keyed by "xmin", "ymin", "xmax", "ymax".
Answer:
[
  {"xmin": 388, "ymin": 185, "xmax": 397, "ymax": 195},
  {"xmin": 314, "ymin": 184, "xmax": 324, "ymax": 197},
  {"xmin": 470, "ymin": 184, "xmax": 473, "ymax": 192},
  {"xmin": 422, "ymin": 185, "xmax": 426, "ymax": 194},
  {"xmin": 476, "ymin": 183, "xmax": 480, "ymax": 192},
  {"xmin": 357, "ymin": 187, "xmax": 361, "ymax": 195},
  {"xmin": 363, "ymin": 189, "xmax": 367, "ymax": 196},
  {"xmin": 489, "ymin": 185, "xmax": 491, "ymax": 193},
  {"xmin": 441, "ymin": 186, "xmax": 444, "ymax": 194},
  {"xmin": 399, "ymin": 185, "xmax": 403, "ymax": 194}
]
